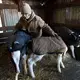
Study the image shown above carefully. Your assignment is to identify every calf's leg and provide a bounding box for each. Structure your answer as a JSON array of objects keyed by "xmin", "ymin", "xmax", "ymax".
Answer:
[
  {"xmin": 22, "ymin": 54, "xmax": 28, "ymax": 74},
  {"xmin": 69, "ymin": 45, "xmax": 75, "ymax": 58},
  {"xmin": 28, "ymin": 53, "xmax": 45, "ymax": 79},
  {"xmin": 57, "ymin": 54, "xmax": 63, "ymax": 73},
  {"xmin": 57, "ymin": 46, "xmax": 68, "ymax": 73},
  {"xmin": 11, "ymin": 50, "xmax": 21, "ymax": 80},
  {"xmin": 57, "ymin": 53, "xmax": 65, "ymax": 73}
]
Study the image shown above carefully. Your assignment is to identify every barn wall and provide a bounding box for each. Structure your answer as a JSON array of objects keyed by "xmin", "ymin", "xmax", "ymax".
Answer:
[
  {"xmin": 44, "ymin": 0, "xmax": 80, "ymax": 31},
  {"xmin": 53, "ymin": 7, "xmax": 80, "ymax": 25}
]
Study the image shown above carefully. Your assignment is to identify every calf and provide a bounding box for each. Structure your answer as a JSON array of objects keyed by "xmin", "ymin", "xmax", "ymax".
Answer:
[
  {"xmin": 8, "ymin": 30, "xmax": 31, "ymax": 80},
  {"xmin": 28, "ymin": 36, "xmax": 68, "ymax": 79},
  {"xmin": 53, "ymin": 27, "xmax": 80, "ymax": 58}
]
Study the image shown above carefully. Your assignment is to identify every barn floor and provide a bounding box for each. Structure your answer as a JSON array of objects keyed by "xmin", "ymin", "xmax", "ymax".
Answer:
[{"xmin": 0, "ymin": 44, "xmax": 80, "ymax": 80}]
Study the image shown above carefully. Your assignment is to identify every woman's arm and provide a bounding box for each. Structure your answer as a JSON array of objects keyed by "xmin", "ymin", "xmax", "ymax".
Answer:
[
  {"xmin": 43, "ymin": 23, "xmax": 57, "ymax": 36},
  {"xmin": 15, "ymin": 17, "xmax": 25, "ymax": 30},
  {"xmin": 37, "ymin": 16, "xmax": 58, "ymax": 37}
]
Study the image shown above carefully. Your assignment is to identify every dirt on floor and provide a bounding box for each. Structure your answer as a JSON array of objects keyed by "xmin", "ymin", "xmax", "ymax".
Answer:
[{"xmin": 0, "ymin": 44, "xmax": 80, "ymax": 80}]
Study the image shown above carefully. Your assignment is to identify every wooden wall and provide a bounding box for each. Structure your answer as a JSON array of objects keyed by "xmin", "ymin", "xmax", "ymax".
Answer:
[
  {"xmin": 0, "ymin": 0, "xmax": 18, "ymax": 33},
  {"xmin": 45, "ymin": 0, "xmax": 80, "ymax": 29}
]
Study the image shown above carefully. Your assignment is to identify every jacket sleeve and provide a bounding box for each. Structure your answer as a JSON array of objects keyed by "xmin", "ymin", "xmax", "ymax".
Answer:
[
  {"xmin": 15, "ymin": 17, "xmax": 24, "ymax": 30},
  {"xmin": 38, "ymin": 16, "xmax": 57, "ymax": 36},
  {"xmin": 43, "ymin": 23, "xmax": 58, "ymax": 36}
]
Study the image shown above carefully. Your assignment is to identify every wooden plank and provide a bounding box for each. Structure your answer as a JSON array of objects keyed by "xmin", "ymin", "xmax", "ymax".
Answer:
[
  {"xmin": 0, "ymin": 32, "xmax": 13, "ymax": 38},
  {"xmin": 0, "ymin": 3, "xmax": 44, "ymax": 9},
  {"xmin": 0, "ymin": 26, "xmax": 14, "ymax": 31},
  {"xmin": 0, "ymin": 36, "xmax": 9, "ymax": 44},
  {"xmin": 0, "ymin": 42, "xmax": 7, "ymax": 44},
  {"xmin": 0, "ymin": 32, "xmax": 14, "ymax": 44},
  {"xmin": 0, "ymin": 4, "xmax": 18, "ymax": 9},
  {"xmin": 53, "ymin": 2, "xmax": 80, "ymax": 9},
  {"xmin": 0, "ymin": 33, "xmax": 15, "ymax": 44},
  {"xmin": 0, "ymin": 37, "xmax": 8, "ymax": 42}
]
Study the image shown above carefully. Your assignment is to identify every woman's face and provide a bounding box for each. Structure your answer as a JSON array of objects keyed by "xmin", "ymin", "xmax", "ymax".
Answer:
[{"xmin": 21, "ymin": 2, "xmax": 32, "ymax": 19}]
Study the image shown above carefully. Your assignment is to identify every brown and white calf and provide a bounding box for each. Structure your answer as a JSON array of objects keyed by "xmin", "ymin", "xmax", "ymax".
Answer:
[{"xmin": 28, "ymin": 36, "xmax": 68, "ymax": 79}]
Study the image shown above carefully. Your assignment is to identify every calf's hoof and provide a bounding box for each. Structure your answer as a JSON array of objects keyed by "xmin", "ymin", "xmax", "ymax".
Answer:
[{"xmin": 58, "ymin": 69, "xmax": 61, "ymax": 73}]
